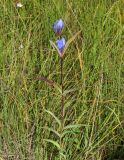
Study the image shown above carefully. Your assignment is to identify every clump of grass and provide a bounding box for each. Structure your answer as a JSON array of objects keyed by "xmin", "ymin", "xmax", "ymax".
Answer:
[{"xmin": 0, "ymin": 0, "xmax": 124, "ymax": 160}]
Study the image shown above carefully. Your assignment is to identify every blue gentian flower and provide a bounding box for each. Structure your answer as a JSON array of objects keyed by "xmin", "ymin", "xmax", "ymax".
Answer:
[
  {"xmin": 56, "ymin": 38, "xmax": 65, "ymax": 57},
  {"xmin": 52, "ymin": 19, "xmax": 64, "ymax": 36}
]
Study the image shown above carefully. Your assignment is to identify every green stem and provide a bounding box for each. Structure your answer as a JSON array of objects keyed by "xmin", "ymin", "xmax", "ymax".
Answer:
[{"xmin": 60, "ymin": 57, "xmax": 64, "ymax": 128}]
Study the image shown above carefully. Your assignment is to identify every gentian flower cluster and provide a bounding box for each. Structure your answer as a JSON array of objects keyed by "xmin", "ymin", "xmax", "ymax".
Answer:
[{"xmin": 52, "ymin": 19, "xmax": 65, "ymax": 57}]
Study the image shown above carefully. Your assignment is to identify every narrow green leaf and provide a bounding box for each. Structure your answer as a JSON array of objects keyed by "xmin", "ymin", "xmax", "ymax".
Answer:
[
  {"xmin": 63, "ymin": 88, "xmax": 77, "ymax": 96},
  {"xmin": 64, "ymin": 124, "xmax": 83, "ymax": 130},
  {"xmin": 61, "ymin": 130, "xmax": 78, "ymax": 138},
  {"xmin": 64, "ymin": 30, "xmax": 81, "ymax": 54},
  {"xmin": 64, "ymin": 99, "xmax": 75, "ymax": 110},
  {"xmin": 44, "ymin": 139, "xmax": 60, "ymax": 150},
  {"xmin": 44, "ymin": 109, "xmax": 61, "ymax": 127},
  {"xmin": 41, "ymin": 127, "xmax": 60, "ymax": 137},
  {"xmin": 53, "ymin": 83, "xmax": 62, "ymax": 94},
  {"xmin": 59, "ymin": 152, "xmax": 66, "ymax": 159},
  {"xmin": 50, "ymin": 40, "xmax": 61, "ymax": 56}
]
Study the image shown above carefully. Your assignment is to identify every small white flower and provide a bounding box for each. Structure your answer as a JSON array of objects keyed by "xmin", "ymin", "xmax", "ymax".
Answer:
[
  {"xmin": 19, "ymin": 44, "xmax": 24, "ymax": 49},
  {"xmin": 16, "ymin": 2, "xmax": 23, "ymax": 8}
]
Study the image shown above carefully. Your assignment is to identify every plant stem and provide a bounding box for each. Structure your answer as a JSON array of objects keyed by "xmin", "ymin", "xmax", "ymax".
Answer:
[
  {"xmin": 60, "ymin": 57, "xmax": 64, "ymax": 127},
  {"xmin": 60, "ymin": 57, "xmax": 64, "ymax": 160}
]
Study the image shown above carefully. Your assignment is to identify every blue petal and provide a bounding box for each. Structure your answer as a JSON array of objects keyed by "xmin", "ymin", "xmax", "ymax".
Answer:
[
  {"xmin": 56, "ymin": 38, "xmax": 65, "ymax": 50},
  {"xmin": 52, "ymin": 19, "xmax": 64, "ymax": 33}
]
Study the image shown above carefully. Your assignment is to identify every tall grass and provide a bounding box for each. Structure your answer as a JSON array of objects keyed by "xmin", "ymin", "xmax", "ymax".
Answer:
[{"xmin": 0, "ymin": 0, "xmax": 124, "ymax": 159}]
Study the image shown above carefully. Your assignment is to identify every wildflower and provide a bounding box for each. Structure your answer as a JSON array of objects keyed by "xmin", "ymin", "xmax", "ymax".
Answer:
[
  {"xmin": 16, "ymin": 2, "xmax": 23, "ymax": 8},
  {"xmin": 56, "ymin": 38, "xmax": 65, "ymax": 57},
  {"xmin": 52, "ymin": 19, "xmax": 64, "ymax": 36},
  {"xmin": 19, "ymin": 44, "xmax": 24, "ymax": 50}
]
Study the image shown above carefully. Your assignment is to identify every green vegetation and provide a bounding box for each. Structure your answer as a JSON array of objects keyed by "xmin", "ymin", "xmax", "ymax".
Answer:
[{"xmin": 0, "ymin": 0, "xmax": 124, "ymax": 159}]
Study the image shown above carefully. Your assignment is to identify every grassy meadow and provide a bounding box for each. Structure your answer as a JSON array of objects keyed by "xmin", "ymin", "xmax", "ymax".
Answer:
[{"xmin": 0, "ymin": 0, "xmax": 124, "ymax": 159}]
